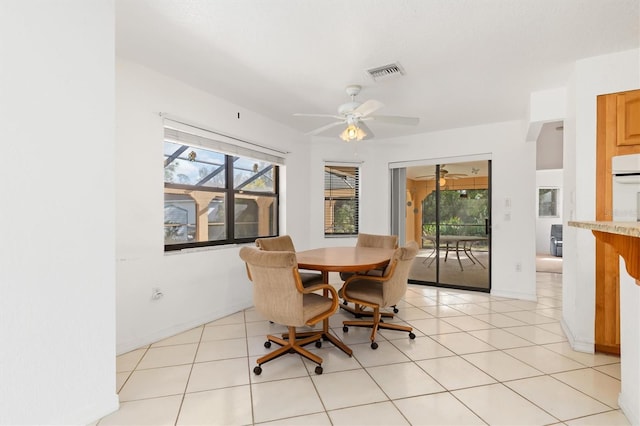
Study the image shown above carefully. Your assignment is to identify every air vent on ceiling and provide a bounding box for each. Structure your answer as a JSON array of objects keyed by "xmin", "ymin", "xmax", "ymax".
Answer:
[{"xmin": 366, "ymin": 62, "xmax": 405, "ymax": 81}]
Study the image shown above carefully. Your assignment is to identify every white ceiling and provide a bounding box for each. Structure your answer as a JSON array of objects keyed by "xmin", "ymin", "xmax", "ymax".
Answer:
[{"xmin": 115, "ymin": 0, "xmax": 639, "ymax": 141}]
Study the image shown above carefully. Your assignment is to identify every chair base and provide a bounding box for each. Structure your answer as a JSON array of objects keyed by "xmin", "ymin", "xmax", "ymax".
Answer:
[
  {"xmin": 340, "ymin": 303, "xmax": 396, "ymax": 318},
  {"xmin": 343, "ymin": 318, "xmax": 415, "ymax": 346},
  {"xmin": 255, "ymin": 326, "xmax": 324, "ymax": 374}
]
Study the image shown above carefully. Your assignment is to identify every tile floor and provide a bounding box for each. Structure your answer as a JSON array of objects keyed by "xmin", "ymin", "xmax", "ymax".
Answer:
[{"xmin": 97, "ymin": 272, "xmax": 630, "ymax": 425}]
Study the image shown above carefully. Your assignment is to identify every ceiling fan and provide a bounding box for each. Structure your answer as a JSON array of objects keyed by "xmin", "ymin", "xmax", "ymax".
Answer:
[
  {"xmin": 293, "ymin": 85, "xmax": 420, "ymax": 141},
  {"xmin": 416, "ymin": 166, "xmax": 468, "ymax": 185}
]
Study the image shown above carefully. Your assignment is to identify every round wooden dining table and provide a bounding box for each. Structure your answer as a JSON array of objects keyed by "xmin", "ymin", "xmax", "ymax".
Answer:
[{"xmin": 295, "ymin": 246, "xmax": 396, "ymax": 356}]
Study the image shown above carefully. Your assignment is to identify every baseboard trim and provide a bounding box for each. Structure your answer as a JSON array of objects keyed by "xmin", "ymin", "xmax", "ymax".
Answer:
[
  {"xmin": 490, "ymin": 288, "xmax": 536, "ymax": 301},
  {"xmin": 618, "ymin": 392, "xmax": 639, "ymax": 426},
  {"xmin": 561, "ymin": 318, "xmax": 594, "ymax": 353}
]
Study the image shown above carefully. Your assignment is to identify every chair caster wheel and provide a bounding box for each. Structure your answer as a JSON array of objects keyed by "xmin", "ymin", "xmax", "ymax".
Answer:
[
  {"xmin": 343, "ymin": 326, "xmax": 349, "ymax": 332},
  {"xmin": 315, "ymin": 340, "xmax": 322, "ymax": 348},
  {"xmin": 315, "ymin": 366, "xmax": 323, "ymax": 375},
  {"xmin": 288, "ymin": 349, "xmax": 295, "ymax": 354},
  {"xmin": 264, "ymin": 341, "xmax": 271, "ymax": 348},
  {"xmin": 342, "ymin": 300, "xmax": 348, "ymax": 305},
  {"xmin": 409, "ymin": 332, "xmax": 416, "ymax": 339},
  {"xmin": 379, "ymin": 319, "xmax": 384, "ymax": 323},
  {"xmin": 253, "ymin": 366, "xmax": 262, "ymax": 375},
  {"xmin": 370, "ymin": 342, "xmax": 378, "ymax": 350},
  {"xmin": 393, "ymin": 307, "xmax": 399, "ymax": 313}
]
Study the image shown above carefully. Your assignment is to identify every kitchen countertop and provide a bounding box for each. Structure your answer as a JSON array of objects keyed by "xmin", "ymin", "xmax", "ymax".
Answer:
[{"xmin": 568, "ymin": 221, "xmax": 640, "ymax": 238}]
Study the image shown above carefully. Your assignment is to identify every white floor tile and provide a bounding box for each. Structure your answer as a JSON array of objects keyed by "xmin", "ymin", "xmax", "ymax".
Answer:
[
  {"xmin": 552, "ymin": 368, "xmax": 622, "ymax": 408},
  {"xmin": 187, "ymin": 357, "xmax": 250, "ymax": 392},
  {"xmin": 406, "ymin": 317, "xmax": 461, "ymax": 335},
  {"xmin": 252, "ymin": 377, "xmax": 324, "ymax": 423},
  {"xmin": 564, "ymin": 410, "xmax": 631, "ymax": 425},
  {"xmin": 256, "ymin": 412, "xmax": 332, "ymax": 425},
  {"xmin": 473, "ymin": 312, "xmax": 528, "ymax": 328},
  {"xmin": 98, "ymin": 395, "xmax": 182, "ymax": 426},
  {"xmin": 389, "ymin": 335, "xmax": 455, "ymax": 360},
  {"xmin": 467, "ymin": 328, "xmax": 533, "ymax": 349},
  {"xmin": 463, "ymin": 350, "xmax": 543, "ymax": 381},
  {"xmin": 136, "ymin": 343, "xmax": 198, "ymax": 369},
  {"xmin": 367, "ymin": 362, "xmax": 444, "ymax": 399},
  {"xmin": 393, "ymin": 392, "xmax": 485, "ymax": 425},
  {"xmin": 201, "ymin": 323, "xmax": 246, "ymax": 341},
  {"xmin": 452, "ymin": 383, "xmax": 558, "ymax": 425},
  {"xmin": 394, "ymin": 306, "xmax": 434, "ymax": 320},
  {"xmin": 311, "ymin": 369, "xmax": 388, "ymax": 410},
  {"xmin": 430, "ymin": 331, "xmax": 496, "ymax": 354},
  {"xmin": 542, "ymin": 342, "xmax": 621, "ymax": 367},
  {"xmin": 594, "ymin": 362, "xmax": 621, "ymax": 380},
  {"xmin": 116, "ymin": 348, "xmax": 147, "ymax": 373},
  {"xmin": 421, "ymin": 305, "xmax": 466, "ymax": 318},
  {"xmin": 328, "ymin": 401, "xmax": 409, "ymax": 426},
  {"xmin": 194, "ymin": 337, "xmax": 247, "ymax": 362},
  {"xmin": 416, "ymin": 356, "xmax": 496, "ymax": 390},
  {"xmin": 503, "ymin": 325, "xmax": 567, "ymax": 344},
  {"xmin": 441, "ymin": 315, "xmax": 494, "ymax": 331},
  {"xmin": 505, "ymin": 345, "xmax": 586, "ymax": 373},
  {"xmin": 350, "ymin": 340, "xmax": 410, "ymax": 367},
  {"xmin": 118, "ymin": 365, "xmax": 192, "ymax": 401},
  {"xmin": 505, "ymin": 375, "xmax": 610, "ymax": 421},
  {"xmin": 177, "ymin": 385, "xmax": 253, "ymax": 425}
]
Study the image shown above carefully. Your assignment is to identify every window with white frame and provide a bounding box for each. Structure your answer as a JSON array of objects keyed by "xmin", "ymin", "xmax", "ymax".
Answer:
[
  {"xmin": 163, "ymin": 124, "xmax": 281, "ymax": 251},
  {"xmin": 538, "ymin": 187, "xmax": 559, "ymax": 217},
  {"xmin": 324, "ymin": 164, "xmax": 359, "ymax": 236}
]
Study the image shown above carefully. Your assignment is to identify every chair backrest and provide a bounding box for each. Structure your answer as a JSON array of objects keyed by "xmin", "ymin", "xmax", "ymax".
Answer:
[
  {"xmin": 255, "ymin": 235, "xmax": 296, "ymax": 252},
  {"xmin": 239, "ymin": 246, "xmax": 306, "ymax": 327},
  {"xmin": 550, "ymin": 224, "xmax": 563, "ymax": 239},
  {"xmin": 356, "ymin": 233, "xmax": 398, "ymax": 249},
  {"xmin": 381, "ymin": 241, "xmax": 419, "ymax": 307}
]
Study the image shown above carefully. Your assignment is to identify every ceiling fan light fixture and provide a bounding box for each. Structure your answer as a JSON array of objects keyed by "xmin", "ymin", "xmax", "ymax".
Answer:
[
  {"xmin": 439, "ymin": 177, "xmax": 446, "ymax": 187},
  {"xmin": 340, "ymin": 124, "xmax": 366, "ymax": 142}
]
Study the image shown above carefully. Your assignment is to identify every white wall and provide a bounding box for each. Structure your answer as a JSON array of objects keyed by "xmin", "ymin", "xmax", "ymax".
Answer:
[
  {"xmin": 535, "ymin": 169, "xmax": 564, "ymax": 254},
  {"xmin": 562, "ymin": 48, "xmax": 640, "ymax": 352},
  {"xmin": 0, "ymin": 1, "xmax": 118, "ymax": 424},
  {"xmin": 309, "ymin": 120, "xmax": 538, "ymax": 301},
  {"xmin": 115, "ymin": 60, "xmax": 314, "ymax": 354}
]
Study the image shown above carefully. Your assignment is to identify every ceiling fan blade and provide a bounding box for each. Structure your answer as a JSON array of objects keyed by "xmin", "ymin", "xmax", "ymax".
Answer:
[
  {"xmin": 368, "ymin": 115, "xmax": 420, "ymax": 126},
  {"xmin": 358, "ymin": 121, "xmax": 375, "ymax": 140},
  {"xmin": 307, "ymin": 120, "xmax": 345, "ymax": 136},
  {"xmin": 353, "ymin": 99, "xmax": 384, "ymax": 117},
  {"xmin": 294, "ymin": 113, "xmax": 344, "ymax": 120}
]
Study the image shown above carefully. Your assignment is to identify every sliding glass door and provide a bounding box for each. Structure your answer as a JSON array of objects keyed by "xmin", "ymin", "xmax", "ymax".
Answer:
[{"xmin": 401, "ymin": 160, "xmax": 491, "ymax": 292}]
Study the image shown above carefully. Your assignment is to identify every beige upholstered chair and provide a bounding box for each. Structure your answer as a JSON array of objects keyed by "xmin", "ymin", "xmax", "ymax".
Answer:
[
  {"xmin": 239, "ymin": 246, "xmax": 338, "ymax": 374},
  {"xmin": 255, "ymin": 235, "xmax": 323, "ymax": 288},
  {"xmin": 341, "ymin": 241, "xmax": 419, "ymax": 349},
  {"xmin": 340, "ymin": 233, "xmax": 399, "ymax": 317}
]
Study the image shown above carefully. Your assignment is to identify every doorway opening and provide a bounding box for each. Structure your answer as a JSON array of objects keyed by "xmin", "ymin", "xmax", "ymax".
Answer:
[{"xmin": 401, "ymin": 160, "xmax": 491, "ymax": 292}]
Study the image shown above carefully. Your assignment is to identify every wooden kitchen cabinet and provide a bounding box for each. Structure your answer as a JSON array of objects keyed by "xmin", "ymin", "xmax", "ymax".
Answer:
[{"xmin": 595, "ymin": 89, "xmax": 640, "ymax": 354}]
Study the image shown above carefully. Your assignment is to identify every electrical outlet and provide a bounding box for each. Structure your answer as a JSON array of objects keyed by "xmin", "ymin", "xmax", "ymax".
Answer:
[{"xmin": 151, "ymin": 288, "xmax": 164, "ymax": 300}]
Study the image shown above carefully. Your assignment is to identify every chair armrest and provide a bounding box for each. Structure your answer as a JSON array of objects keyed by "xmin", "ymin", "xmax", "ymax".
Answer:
[{"xmin": 302, "ymin": 282, "xmax": 339, "ymax": 325}]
